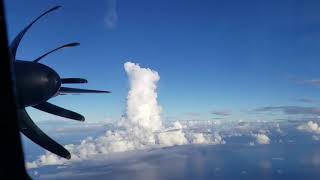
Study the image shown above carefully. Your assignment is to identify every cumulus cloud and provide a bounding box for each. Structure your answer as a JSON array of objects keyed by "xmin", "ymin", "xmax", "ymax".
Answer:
[
  {"xmin": 26, "ymin": 162, "xmax": 38, "ymax": 169},
  {"xmin": 28, "ymin": 62, "xmax": 224, "ymax": 169},
  {"xmin": 211, "ymin": 133, "xmax": 226, "ymax": 145},
  {"xmin": 254, "ymin": 133, "xmax": 270, "ymax": 144},
  {"xmin": 122, "ymin": 62, "xmax": 163, "ymax": 132},
  {"xmin": 312, "ymin": 135, "xmax": 320, "ymax": 141},
  {"xmin": 190, "ymin": 133, "xmax": 210, "ymax": 144},
  {"xmin": 297, "ymin": 121, "xmax": 320, "ymax": 134},
  {"xmin": 274, "ymin": 123, "xmax": 282, "ymax": 133},
  {"xmin": 157, "ymin": 121, "xmax": 188, "ymax": 146}
]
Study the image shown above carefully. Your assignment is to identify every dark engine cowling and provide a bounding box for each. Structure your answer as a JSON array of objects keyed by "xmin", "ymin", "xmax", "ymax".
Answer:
[{"xmin": 15, "ymin": 60, "xmax": 61, "ymax": 107}]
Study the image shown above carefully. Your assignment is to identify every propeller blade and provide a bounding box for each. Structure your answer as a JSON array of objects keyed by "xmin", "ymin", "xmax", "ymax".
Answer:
[
  {"xmin": 10, "ymin": 6, "xmax": 61, "ymax": 58},
  {"xmin": 17, "ymin": 108, "xmax": 71, "ymax": 159},
  {"xmin": 33, "ymin": 42, "xmax": 80, "ymax": 63},
  {"xmin": 58, "ymin": 93, "xmax": 81, "ymax": 96},
  {"xmin": 61, "ymin": 78, "xmax": 88, "ymax": 84},
  {"xmin": 33, "ymin": 102, "xmax": 85, "ymax": 121},
  {"xmin": 59, "ymin": 87, "xmax": 111, "ymax": 93}
]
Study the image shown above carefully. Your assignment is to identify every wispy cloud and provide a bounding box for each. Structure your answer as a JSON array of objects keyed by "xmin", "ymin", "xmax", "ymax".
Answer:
[
  {"xmin": 104, "ymin": 0, "xmax": 118, "ymax": 29},
  {"xmin": 211, "ymin": 117, "xmax": 224, "ymax": 120},
  {"xmin": 54, "ymin": 123, "xmax": 109, "ymax": 133},
  {"xmin": 299, "ymin": 79, "xmax": 320, "ymax": 87},
  {"xmin": 254, "ymin": 106, "xmax": 320, "ymax": 116},
  {"xmin": 296, "ymin": 98, "xmax": 317, "ymax": 103},
  {"xmin": 211, "ymin": 110, "xmax": 232, "ymax": 116},
  {"xmin": 184, "ymin": 112, "xmax": 201, "ymax": 117}
]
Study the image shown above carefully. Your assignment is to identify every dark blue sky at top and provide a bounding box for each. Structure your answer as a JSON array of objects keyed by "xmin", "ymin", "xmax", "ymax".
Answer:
[{"xmin": 4, "ymin": 0, "xmax": 320, "ymax": 122}]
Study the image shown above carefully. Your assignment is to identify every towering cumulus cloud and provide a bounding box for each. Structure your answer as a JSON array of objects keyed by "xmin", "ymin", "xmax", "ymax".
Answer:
[
  {"xmin": 124, "ymin": 62, "xmax": 162, "ymax": 131},
  {"xmin": 120, "ymin": 62, "xmax": 163, "ymax": 145},
  {"xmin": 27, "ymin": 62, "xmax": 223, "ymax": 169}
]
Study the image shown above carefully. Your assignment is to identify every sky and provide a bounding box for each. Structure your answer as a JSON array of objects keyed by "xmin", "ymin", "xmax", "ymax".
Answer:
[{"xmin": 4, "ymin": 0, "xmax": 320, "ymax": 123}]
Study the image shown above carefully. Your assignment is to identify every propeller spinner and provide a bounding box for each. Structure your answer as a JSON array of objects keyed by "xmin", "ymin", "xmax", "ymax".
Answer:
[{"xmin": 11, "ymin": 6, "xmax": 110, "ymax": 159}]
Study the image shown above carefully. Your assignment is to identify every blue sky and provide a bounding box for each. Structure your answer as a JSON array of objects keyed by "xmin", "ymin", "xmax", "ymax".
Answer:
[{"xmin": 5, "ymin": 0, "xmax": 320, "ymax": 123}]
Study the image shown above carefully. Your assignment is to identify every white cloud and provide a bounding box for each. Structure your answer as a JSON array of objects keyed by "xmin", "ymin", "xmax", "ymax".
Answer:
[
  {"xmin": 190, "ymin": 133, "xmax": 211, "ymax": 144},
  {"xmin": 275, "ymin": 123, "xmax": 282, "ymax": 133},
  {"xmin": 157, "ymin": 121, "xmax": 188, "ymax": 146},
  {"xmin": 212, "ymin": 133, "xmax": 226, "ymax": 145},
  {"xmin": 26, "ymin": 162, "xmax": 38, "ymax": 169},
  {"xmin": 313, "ymin": 135, "xmax": 320, "ymax": 141},
  {"xmin": 35, "ymin": 152, "xmax": 65, "ymax": 167},
  {"xmin": 254, "ymin": 133, "xmax": 270, "ymax": 144},
  {"xmin": 297, "ymin": 121, "xmax": 320, "ymax": 134},
  {"xmin": 122, "ymin": 62, "xmax": 163, "ymax": 132},
  {"xmin": 27, "ymin": 62, "xmax": 224, "ymax": 169},
  {"xmin": 158, "ymin": 131, "xmax": 188, "ymax": 146}
]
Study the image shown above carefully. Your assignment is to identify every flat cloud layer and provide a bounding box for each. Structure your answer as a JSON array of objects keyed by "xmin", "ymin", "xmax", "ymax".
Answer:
[
  {"xmin": 27, "ymin": 62, "xmax": 224, "ymax": 169},
  {"xmin": 254, "ymin": 106, "xmax": 320, "ymax": 116}
]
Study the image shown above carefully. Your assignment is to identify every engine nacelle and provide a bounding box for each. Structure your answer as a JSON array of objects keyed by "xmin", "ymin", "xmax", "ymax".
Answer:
[{"xmin": 15, "ymin": 60, "xmax": 61, "ymax": 107}]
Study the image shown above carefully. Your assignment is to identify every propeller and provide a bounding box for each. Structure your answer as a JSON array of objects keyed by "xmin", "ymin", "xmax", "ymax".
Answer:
[
  {"xmin": 17, "ymin": 108, "xmax": 71, "ymax": 159},
  {"xmin": 60, "ymin": 87, "xmax": 111, "ymax": 94},
  {"xmin": 61, "ymin": 78, "xmax": 88, "ymax": 84},
  {"xmin": 10, "ymin": 6, "xmax": 61, "ymax": 59},
  {"xmin": 33, "ymin": 102, "xmax": 85, "ymax": 121},
  {"xmin": 33, "ymin": 42, "xmax": 80, "ymax": 63},
  {"xmin": 10, "ymin": 6, "xmax": 110, "ymax": 159}
]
